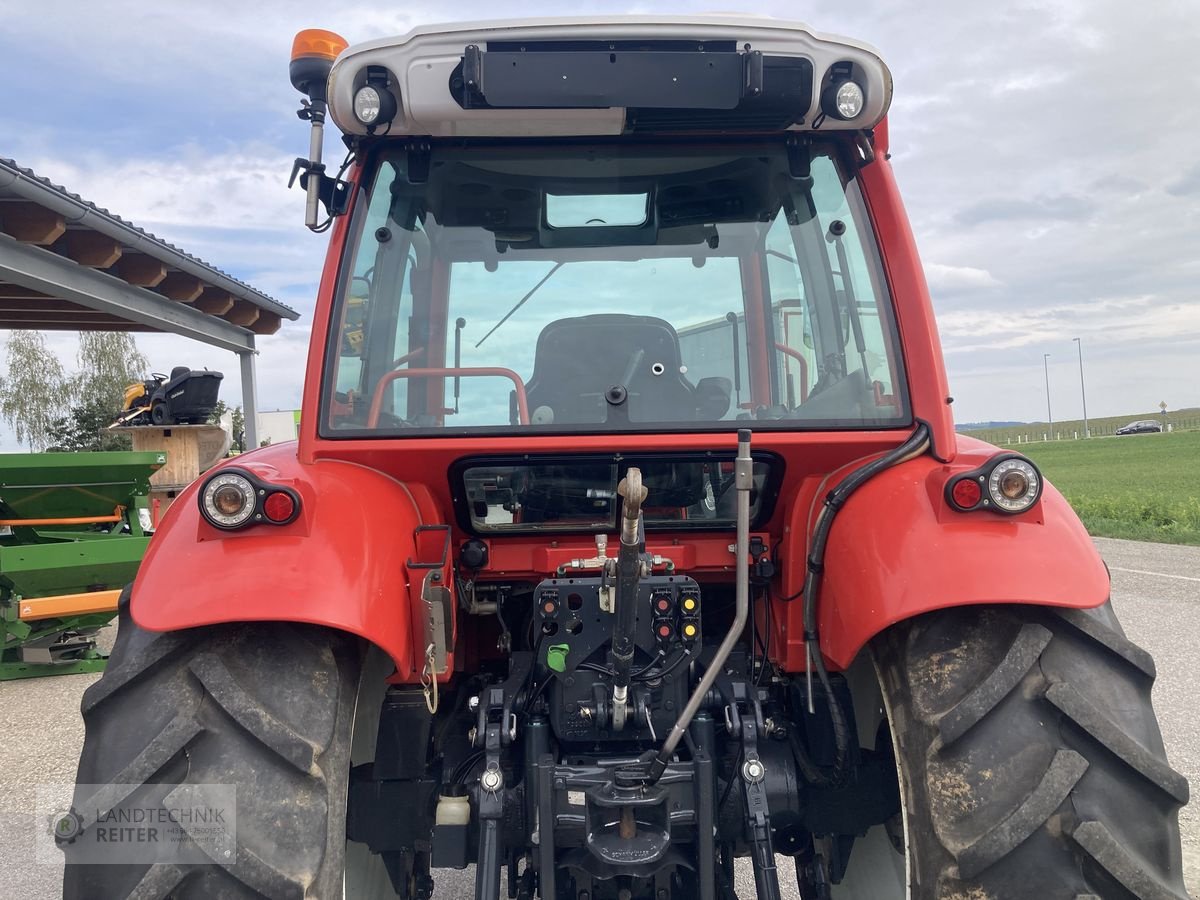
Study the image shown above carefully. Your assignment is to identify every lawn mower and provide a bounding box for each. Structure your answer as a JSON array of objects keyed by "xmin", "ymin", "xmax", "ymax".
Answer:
[{"xmin": 115, "ymin": 366, "xmax": 223, "ymax": 426}]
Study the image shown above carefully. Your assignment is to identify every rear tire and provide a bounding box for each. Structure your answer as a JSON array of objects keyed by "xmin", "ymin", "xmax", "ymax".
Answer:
[
  {"xmin": 150, "ymin": 401, "xmax": 168, "ymax": 426},
  {"xmin": 871, "ymin": 602, "xmax": 1189, "ymax": 899},
  {"xmin": 63, "ymin": 590, "xmax": 363, "ymax": 899}
]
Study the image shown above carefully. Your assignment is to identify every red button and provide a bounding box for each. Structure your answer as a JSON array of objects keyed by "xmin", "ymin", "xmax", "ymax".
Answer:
[{"xmin": 657, "ymin": 624, "xmax": 673, "ymax": 638}]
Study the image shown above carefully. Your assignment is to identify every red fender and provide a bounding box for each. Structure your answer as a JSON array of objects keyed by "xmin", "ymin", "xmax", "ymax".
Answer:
[
  {"xmin": 780, "ymin": 436, "xmax": 1110, "ymax": 669},
  {"xmin": 130, "ymin": 442, "xmax": 439, "ymax": 679}
]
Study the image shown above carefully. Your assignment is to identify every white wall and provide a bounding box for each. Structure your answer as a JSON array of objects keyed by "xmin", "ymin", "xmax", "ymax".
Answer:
[{"xmin": 255, "ymin": 410, "xmax": 299, "ymax": 446}]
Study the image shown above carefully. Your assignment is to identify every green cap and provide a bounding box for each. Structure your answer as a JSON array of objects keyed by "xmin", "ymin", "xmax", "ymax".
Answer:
[{"xmin": 546, "ymin": 643, "xmax": 571, "ymax": 673}]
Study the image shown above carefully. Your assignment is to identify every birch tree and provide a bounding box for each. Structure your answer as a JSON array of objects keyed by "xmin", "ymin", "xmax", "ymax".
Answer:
[{"xmin": 0, "ymin": 330, "xmax": 69, "ymax": 450}]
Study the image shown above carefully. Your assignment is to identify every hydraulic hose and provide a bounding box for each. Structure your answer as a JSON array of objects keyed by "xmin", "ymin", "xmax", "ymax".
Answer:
[
  {"xmin": 648, "ymin": 429, "xmax": 753, "ymax": 783},
  {"xmin": 798, "ymin": 421, "xmax": 931, "ymax": 783}
]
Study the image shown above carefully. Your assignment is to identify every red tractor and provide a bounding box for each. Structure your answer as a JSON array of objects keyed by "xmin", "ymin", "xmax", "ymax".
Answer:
[{"xmin": 64, "ymin": 16, "xmax": 1188, "ymax": 900}]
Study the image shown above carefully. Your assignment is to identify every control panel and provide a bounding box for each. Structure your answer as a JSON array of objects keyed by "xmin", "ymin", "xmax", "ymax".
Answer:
[
  {"xmin": 532, "ymin": 574, "xmax": 702, "ymax": 743},
  {"xmin": 534, "ymin": 575, "xmax": 701, "ymax": 675}
]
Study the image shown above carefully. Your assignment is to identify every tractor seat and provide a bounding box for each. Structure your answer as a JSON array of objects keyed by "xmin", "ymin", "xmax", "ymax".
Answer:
[{"xmin": 525, "ymin": 314, "xmax": 702, "ymax": 425}]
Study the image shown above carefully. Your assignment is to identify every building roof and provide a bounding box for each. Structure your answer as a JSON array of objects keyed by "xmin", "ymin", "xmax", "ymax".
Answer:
[{"xmin": 0, "ymin": 157, "xmax": 299, "ymax": 351}]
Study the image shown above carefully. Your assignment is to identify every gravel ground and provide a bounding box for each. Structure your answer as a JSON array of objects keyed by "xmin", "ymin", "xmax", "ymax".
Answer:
[{"xmin": 1, "ymin": 536, "xmax": 1195, "ymax": 899}]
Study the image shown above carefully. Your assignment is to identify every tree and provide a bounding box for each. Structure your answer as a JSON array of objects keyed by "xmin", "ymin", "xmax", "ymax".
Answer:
[
  {"xmin": 73, "ymin": 332, "xmax": 149, "ymax": 412},
  {"xmin": 44, "ymin": 395, "xmax": 133, "ymax": 452},
  {"xmin": 1, "ymin": 330, "xmax": 148, "ymax": 451},
  {"xmin": 0, "ymin": 331, "xmax": 70, "ymax": 450}
]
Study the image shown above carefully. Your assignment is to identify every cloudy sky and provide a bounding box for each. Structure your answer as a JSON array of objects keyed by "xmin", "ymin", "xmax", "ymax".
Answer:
[{"xmin": 1, "ymin": 0, "xmax": 1197, "ymax": 444}]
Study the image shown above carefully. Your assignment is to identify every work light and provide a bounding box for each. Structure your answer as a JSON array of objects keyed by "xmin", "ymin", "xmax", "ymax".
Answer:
[
  {"xmin": 354, "ymin": 83, "xmax": 397, "ymax": 127},
  {"xmin": 834, "ymin": 81, "xmax": 865, "ymax": 119}
]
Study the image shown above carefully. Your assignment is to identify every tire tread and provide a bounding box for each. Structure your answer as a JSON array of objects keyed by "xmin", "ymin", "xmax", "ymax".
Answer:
[
  {"xmin": 935, "ymin": 623, "xmax": 1052, "ymax": 746},
  {"xmin": 189, "ymin": 652, "xmax": 321, "ymax": 776},
  {"xmin": 63, "ymin": 610, "xmax": 359, "ymax": 900},
  {"xmin": 1045, "ymin": 681, "xmax": 1189, "ymax": 804},
  {"xmin": 1071, "ymin": 820, "xmax": 1189, "ymax": 900},
  {"xmin": 873, "ymin": 602, "xmax": 1188, "ymax": 900},
  {"xmin": 954, "ymin": 748, "xmax": 1088, "ymax": 880}
]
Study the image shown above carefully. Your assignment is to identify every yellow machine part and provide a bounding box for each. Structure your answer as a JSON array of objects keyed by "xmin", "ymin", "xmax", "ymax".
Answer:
[
  {"xmin": 18, "ymin": 589, "xmax": 122, "ymax": 621},
  {"xmin": 122, "ymin": 382, "xmax": 147, "ymax": 410}
]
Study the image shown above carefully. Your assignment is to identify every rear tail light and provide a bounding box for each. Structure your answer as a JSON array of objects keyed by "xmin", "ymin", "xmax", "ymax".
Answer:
[
  {"xmin": 202, "ymin": 473, "xmax": 257, "ymax": 529},
  {"xmin": 950, "ymin": 478, "xmax": 983, "ymax": 509},
  {"xmin": 199, "ymin": 469, "xmax": 301, "ymax": 530},
  {"xmin": 947, "ymin": 454, "xmax": 1042, "ymax": 515}
]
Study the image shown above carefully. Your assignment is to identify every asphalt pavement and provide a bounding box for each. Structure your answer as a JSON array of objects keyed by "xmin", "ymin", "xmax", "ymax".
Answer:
[{"xmin": 1, "ymin": 536, "xmax": 1196, "ymax": 899}]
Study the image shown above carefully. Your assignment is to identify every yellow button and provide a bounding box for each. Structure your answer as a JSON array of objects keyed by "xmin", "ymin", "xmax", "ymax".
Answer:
[
  {"xmin": 683, "ymin": 598, "xmax": 697, "ymax": 611},
  {"xmin": 683, "ymin": 623, "xmax": 697, "ymax": 638}
]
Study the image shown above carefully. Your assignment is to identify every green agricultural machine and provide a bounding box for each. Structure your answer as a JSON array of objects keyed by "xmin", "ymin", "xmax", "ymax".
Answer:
[{"xmin": 0, "ymin": 451, "xmax": 164, "ymax": 680}]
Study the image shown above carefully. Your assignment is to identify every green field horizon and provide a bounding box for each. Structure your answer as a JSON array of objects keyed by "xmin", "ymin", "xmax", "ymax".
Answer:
[
  {"xmin": 960, "ymin": 406, "xmax": 1200, "ymax": 445},
  {"xmin": 956, "ymin": 430, "xmax": 1200, "ymax": 546}
]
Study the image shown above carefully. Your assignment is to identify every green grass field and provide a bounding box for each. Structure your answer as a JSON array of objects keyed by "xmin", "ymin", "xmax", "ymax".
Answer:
[
  {"xmin": 962, "ymin": 407, "xmax": 1200, "ymax": 445},
  {"xmin": 1008, "ymin": 431, "xmax": 1200, "ymax": 545}
]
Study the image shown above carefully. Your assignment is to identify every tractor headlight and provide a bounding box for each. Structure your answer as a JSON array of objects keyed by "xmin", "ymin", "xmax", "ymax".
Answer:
[
  {"xmin": 835, "ymin": 81, "xmax": 864, "ymax": 118},
  {"xmin": 201, "ymin": 472, "xmax": 257, "ymax": 529},
  {"xmin": 354, "ymin": 83, "xmax": 397, "ymax": 127},
  {"xmin": 822, "ymin": 79, "xmax": 865, "ymax": 120}
]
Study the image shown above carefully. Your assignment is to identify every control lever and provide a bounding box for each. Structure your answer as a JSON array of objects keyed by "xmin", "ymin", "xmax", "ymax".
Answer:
[
  {"xmin": 610, "ymin": 468, "xmax": 648, "ymax": 731},
  {"xmin": 648, "ymin": 430, "xmax": 753, "ymax": 782}
]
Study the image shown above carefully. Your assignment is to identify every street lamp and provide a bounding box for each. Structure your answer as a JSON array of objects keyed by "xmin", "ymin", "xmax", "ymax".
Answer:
[
  {"xmin": 1072, "ymin": 337, "xmax": 1089, "ymax": 438},
  {"xmin": 1043, "ymin": 353, "xmax": 1053, "ymax": 440}
]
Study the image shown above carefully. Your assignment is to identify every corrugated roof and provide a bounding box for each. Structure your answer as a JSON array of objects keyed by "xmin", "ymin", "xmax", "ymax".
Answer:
[{"xmin": 0, "ymin": 156, "xmax": 298, "ymax": 321}]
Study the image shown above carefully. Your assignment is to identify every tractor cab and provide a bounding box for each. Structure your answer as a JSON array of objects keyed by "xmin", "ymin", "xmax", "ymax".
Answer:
[{"xmin": 291, "ymin": 18, "xmax": 906, "ymax": 449}]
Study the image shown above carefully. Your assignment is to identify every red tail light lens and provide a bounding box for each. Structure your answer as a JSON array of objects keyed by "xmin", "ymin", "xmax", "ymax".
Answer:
[
  {"xmin": 263, "ymin": 491, "xmax": 297, "ymax": 523},
  {"xmin": 950, "ymin": 478, "xmax": 983, "ymax": 510}
]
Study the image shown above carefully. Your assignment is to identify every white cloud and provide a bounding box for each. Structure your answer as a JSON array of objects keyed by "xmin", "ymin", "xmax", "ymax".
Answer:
[{"xmin": 925, "ymin": 263, "xmax": 1001, "ymax": 292}]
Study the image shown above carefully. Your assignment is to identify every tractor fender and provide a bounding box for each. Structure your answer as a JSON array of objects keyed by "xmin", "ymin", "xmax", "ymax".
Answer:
[
  {"xmin": 131, "ymin": 443, "xmax": 432, "ymax": 678},
  {"xmin": 791, "ymin": 437, "xmax": 1109, "ymax": 670}
]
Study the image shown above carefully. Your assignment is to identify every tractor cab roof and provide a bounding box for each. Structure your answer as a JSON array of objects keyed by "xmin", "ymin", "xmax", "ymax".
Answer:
[{"xmin": 326, "ymin": 15, "xmax": 891, "ymax": 138}]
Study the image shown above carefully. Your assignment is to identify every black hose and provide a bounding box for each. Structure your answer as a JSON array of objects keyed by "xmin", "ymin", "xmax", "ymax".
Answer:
[
  {"xmin": 801, "ymin": 422, "xmax": 931, "ymax": 636},
  {"xmin": 796, "ymin": 422, "xmax": 932, "ymax": 781},
  {"xmin": 646, "ymin": 649, "xmax": 691, "ymax": 681}
]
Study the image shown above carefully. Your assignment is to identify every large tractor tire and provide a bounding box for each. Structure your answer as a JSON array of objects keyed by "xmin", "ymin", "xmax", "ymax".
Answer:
[
  {"xmin": 869, "ymin": 602, "xmax": 1189, "ymax": 900},
  {"xmin": 63, "ymin": 591, "xmax": 366, "ymax": 899}
]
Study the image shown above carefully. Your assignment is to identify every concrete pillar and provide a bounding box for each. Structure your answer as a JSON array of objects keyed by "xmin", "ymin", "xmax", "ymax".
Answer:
[{"xmin": 239, "ymin": 348, "xmax": 258, "ymax": 450}]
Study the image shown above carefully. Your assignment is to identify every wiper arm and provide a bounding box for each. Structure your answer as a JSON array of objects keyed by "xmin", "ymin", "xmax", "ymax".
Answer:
[{"xmin": 475, "ymin": 261, "xmax": 565, "ymax": 348}]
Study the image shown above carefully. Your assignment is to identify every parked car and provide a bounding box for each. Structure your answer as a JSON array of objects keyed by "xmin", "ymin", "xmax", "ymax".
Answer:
[{"xmin": 1116, "ymin": 419, "xmax": 1164, "ymax": 435}]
